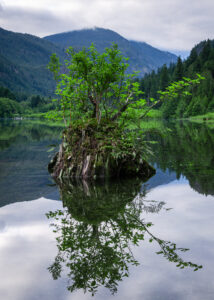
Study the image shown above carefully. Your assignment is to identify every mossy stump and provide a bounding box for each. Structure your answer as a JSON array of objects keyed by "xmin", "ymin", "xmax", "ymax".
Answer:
[{"xmin": 48, "ymin": 119, "xmax": 155, "ymax": 180}]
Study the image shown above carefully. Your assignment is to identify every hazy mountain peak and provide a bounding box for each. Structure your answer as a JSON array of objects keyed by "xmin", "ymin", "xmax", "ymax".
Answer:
[
  {"xmin": 0, "ymin": 26, "xmax": 177, "ymax": 95},
  {"xmin": 44, "ymin": 27, "xmax": 177, "ymax": 76}
]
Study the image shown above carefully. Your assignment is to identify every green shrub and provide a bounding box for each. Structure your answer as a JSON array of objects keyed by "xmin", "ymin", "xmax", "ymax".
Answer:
[{"xmin": 0, "ymin": 97, "xmax": 22, "ymax": 117}]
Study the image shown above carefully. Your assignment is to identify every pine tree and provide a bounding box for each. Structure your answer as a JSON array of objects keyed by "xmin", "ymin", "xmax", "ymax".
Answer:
[
  {"xmin": 173, "ymin": 57, "xmax": 183, "ymax": 81},
  {"xmin": 186, "ymin": 48, "xmax": 197, "ymax": 68},
  {"xmin": 200, "ymin": 40, "xmax": 212, "ymax": 64},
  {"xmin": 160, "ymin": 64, "xmax": 170, "ymax": 90}
]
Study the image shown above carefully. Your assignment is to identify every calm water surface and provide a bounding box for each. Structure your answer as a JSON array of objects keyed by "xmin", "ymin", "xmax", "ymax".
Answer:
[{"xmin": 0, "ymin": 120, "xmax": 214, "ymax": 300}]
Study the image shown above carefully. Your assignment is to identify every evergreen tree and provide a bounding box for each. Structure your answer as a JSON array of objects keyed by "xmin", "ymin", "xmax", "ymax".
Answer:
[
  {"xmin": 0, "ymin": 86, "xmax": 16, "ymax": 100},
  {"xmin": 160, "ymin": 64, "xmax": 170, "ymax": 90},
  {"xmin": 173, "ymin": 57, "xmax": 183, "ymax": 81},
  {"xmin": 200, "ymin": 40, "xmax": 212, "ymax": 64},
  {"xmin": 186, "ymin": 48, "xmax": 197, "ymax": 68}
]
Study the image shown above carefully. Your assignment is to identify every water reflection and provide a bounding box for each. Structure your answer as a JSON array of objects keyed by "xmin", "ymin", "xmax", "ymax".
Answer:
[
  {"xmin": 0, "ymin": 120, "xmax": 62, "ymax": 205},
  {"xmin": 47, "ymin": 178, "xmax": 202, "ymax": 295},
  {"xmin": 146, "ymin": 121, "xmax": 214, "ymax": 196},
  {"xmin": 0, "ymin": 120, "xmax": 62, "ymax": 150}
]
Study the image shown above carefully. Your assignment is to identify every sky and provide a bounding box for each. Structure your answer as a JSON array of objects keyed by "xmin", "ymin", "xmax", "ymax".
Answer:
[{"xmin": 0, "ymin": 0, "xmax": 213, "ymax": 54}]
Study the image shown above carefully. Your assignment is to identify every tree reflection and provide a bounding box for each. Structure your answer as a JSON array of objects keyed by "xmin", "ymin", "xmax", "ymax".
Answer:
[
  {"xmin": 146, "ymin": 121, "xmax": 214, "ymax": 196},
  {"xmin": 47, "ymin": 178, "xmax": 202, "ymax": 295},
  {"xmin": 0, "ymin": 120, "xmax": 62, "ymax": 150}
]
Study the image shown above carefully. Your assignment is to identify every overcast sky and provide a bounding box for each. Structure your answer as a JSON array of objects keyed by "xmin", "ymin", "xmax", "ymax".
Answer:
[{"xmin": 0, "ymin": 0, "xmax": 213, "ymax": 53}]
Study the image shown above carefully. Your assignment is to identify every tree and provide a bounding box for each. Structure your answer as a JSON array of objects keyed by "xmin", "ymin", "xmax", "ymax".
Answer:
[
  {"xmin": 160, "ymin": 64, "xmax": 170, "ymax": 90},
  {"xmin": 0, "ymin": 86, "xmax": 16, "ymax": 100},
  {"xmin": 47, "ymin": 179, "xmax": 202, "ymax": 295},
  {"xmin": 173, "ymin": 57, "xmax": 183, "ymax": 81},
  {"xmin": 48, "ymin": 43, "xmax": 145, "ymax": 125},
  {"xmin": 200, "ymin": 40, "xmax": 212, "ymax": 64},
  {"xmin": 30, "ymin": 95, "xmax": 44, "ymax": 108},
  {"xmin": 186, "ymin": 48, "xmax": 197, "ymax": 68},
  {"xmin": 47, "ymin": 44, "xmax": 204, "ymax": 179},
  {"xmin": 0, "ymin": 97, "xmax": 22, "ymax": 117}
]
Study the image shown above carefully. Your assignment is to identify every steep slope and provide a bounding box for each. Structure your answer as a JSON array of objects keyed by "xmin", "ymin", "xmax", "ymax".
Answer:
[
  {"xmin": 44, "ymin": 27, "xmax": 177, "ymax": 76},
  {"xmin": 130, "ymin": 41, "xmax": 177, "ymax": 71},
  {"xmin": 194, "ymin": 39, "xmax": 214, "ymax": 55},
  {"xmin": 0, "ymin": 27, "xmax": 177, "ymax": 96},
  {"xmin": 140, "ymin": 39, "xmax": 214, "ymax": 118},
  {"xmin": 0, "ymin": 27, "xmax": 66, "ymax": 95}
]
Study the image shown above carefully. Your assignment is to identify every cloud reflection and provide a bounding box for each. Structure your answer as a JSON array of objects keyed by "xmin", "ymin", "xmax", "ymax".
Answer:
[
  {"xmin": 0, "ymin": 180, "xmax": 213, "ymax": 299},
  {"xmin": 0, "ymin": 198, "xmax": 68, "ymax": 300}
]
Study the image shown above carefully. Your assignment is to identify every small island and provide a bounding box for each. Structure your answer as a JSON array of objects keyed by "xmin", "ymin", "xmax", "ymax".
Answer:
[
  {"xmin": 47, "ymin": 44, "xmax": 202, "ymax": 181},
  {"xmin": 47, "ymin": 44, "xmax": 157, "ymax": 180}
]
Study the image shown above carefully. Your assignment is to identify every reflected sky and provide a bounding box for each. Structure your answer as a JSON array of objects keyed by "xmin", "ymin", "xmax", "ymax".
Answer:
[
  {"xmin": 0, "ymin": 120, "xmax": 214, "ymax": 299},
  {"xmin": 0, "ymin": 179, "xmax": 214, "ymax": 300},
  {"xmin": 0, "ymin": 198, "xmax": 65, "ymax": 300}
]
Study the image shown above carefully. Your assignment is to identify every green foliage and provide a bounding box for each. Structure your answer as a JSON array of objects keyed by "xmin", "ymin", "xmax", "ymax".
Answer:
[
  {"xmin": 46, "ymin": 179, "xmax": 202, "ymax": 295},
  {"xmin": 141, "ymin": 39, "xmax": 214, "ymax": 118},
  {"xmin": 160, "ymin": 75, "xmax": 205, "ymax": 118},
  {"xmin": 145, "ymin": 121, "xmax": 214, "ymax": 195},
  {"xmin": 0, "ymin": 97, "xmax": 22, "ymax": 117},
  {"xmin": 30, "ymin": 95, "xmax": 45, "ymax": 108},
  {"xmin": 173, "ymin": 57, "xmax": 184, "ymax": 81},
  {"xmin": 47, "ymin": 44, "xmax": 203, "ymax": 179},
  {"xmin": 0, "ymin": 27, "xmax": 177, "ymax": 96},
  {"xmin": 45, "ymin": 27, "xmax": 177, "ymax": 77},
  {"xmin": 48, "ymin": 43, "xmax": 146, "ymax": 125},
  {"xmin": 50, "ymin": 117, "xmax": 155, "ymax": 179},
  {"xmin": 189, "ymin": 111, "xmax": 214, "ymax": 124},
  {"xmin": 0, "ymin": 86, "xmax": 16, "ymax": 100},
  {"xmin": 48, "ymin": 44, "xmax": 199, "ymax": 127},
  {"xmin": 0, "ymin": 27, "xmax": 66, "ymax": 96},
  {"xmin": 160, "ymin": 64, "xmax": 170, "ymax": 90}
]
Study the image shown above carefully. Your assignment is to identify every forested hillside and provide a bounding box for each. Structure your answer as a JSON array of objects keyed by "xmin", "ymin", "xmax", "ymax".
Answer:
[
  {"xmin": 44, "ymin": 27, "xmax": 177, "ymax": 76},
  {"xmin": 1, "ymin": 26, "xmax": 212, "ymax": 120},
  {"xmin": 140, "ymin": 40, "xmax": 214, "ymax": 118},
  {"xmin": 0, "ymin": 27, "xmax": 66, "ymax": 96},
  {"xmin": 0, "ymin": 27, "xmax": 177, "ymax": 97}
]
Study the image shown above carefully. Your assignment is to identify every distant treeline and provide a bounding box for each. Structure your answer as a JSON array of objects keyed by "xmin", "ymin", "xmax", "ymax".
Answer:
[
  {"xmin": 1, "ymin": 39, "xmax": 214, "ymax": 119},
  {"xmin": 0, "ymin": 86, "xmax": 55, "ymax": 117},
  {"xmin": 139, "ymin": 40, "xmax": 214, "ymax": 118}
]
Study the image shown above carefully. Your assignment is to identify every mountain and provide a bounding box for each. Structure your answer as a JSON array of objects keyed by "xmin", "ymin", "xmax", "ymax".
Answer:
[
  {"xmin": 44, "ymin": 27, "xmax": 177, "ymax": 76},
  {"xmin": 194, "ymin": 39, "xmax": 214, "ymax": 55},
  {"xmin": 0, "ymin": 27, "xmax": 66, "ymax": 96},
  {"xmin": 0, "ymin": 27, "xmax": 177, "ymax": 96},
  {"xmin": 169, "ymin": 50, "xmax": 190, "ymax": 60}
]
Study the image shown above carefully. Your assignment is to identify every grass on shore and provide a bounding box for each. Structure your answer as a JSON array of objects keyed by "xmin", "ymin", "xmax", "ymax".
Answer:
[
  {"xmin": 189, "ymin": 112, "xmax": 214, "ymax": 121},
  {"xmin": 187, "ymin": 112, "xmax": 214, "ymax": 128}
]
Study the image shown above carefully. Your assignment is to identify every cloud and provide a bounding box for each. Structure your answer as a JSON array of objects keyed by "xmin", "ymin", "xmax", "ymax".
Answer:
[
  {"xmin": 0, "ymin": 6, "xmax": 73, "ymax": 36},
  {"xmin": 0, "ymin": 0, "xmax": 214, "ymax": 51}
]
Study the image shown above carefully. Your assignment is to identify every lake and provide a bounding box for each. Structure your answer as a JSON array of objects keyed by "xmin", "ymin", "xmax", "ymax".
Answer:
[{"xmin": 0, "ymin": 120, "xmax": 214, "ymax": 300}]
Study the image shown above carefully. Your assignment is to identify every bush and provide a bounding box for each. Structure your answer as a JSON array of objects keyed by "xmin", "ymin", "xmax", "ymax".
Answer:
[{"xmin": 0, "ymin": 97, "xmax": 22, "ymax": 117}]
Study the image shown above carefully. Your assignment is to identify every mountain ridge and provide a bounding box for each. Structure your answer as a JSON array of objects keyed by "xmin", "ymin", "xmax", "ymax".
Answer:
[
  {"xmin": 0, "ymin": 27, "xmax": 66, "ymax": 95},
  {"xmin": 0, "ymin": 26, "xmax": 177, "ymax": 96},
  {"xmin": 44, "ymin": 27, "xmax": 177, "ymax": 76}
]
